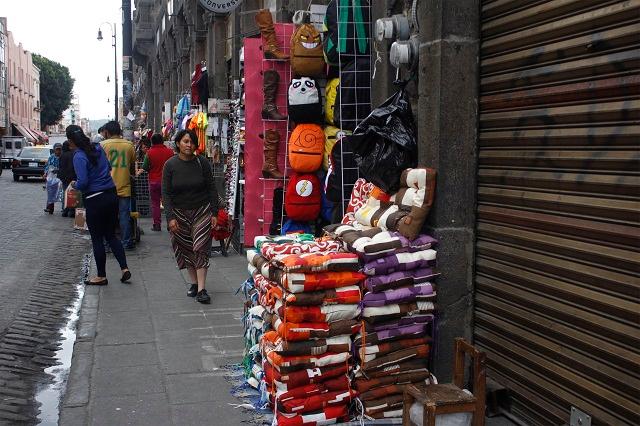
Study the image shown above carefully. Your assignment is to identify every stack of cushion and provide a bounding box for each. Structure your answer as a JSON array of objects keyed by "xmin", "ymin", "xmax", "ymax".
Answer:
[
  {"xmin": 253, "ymin": 237, "xmax": 365, "ymax": 425},
  {"xmin": 322, "ymin": 170, "xmax": 440, "ymax": 421}
]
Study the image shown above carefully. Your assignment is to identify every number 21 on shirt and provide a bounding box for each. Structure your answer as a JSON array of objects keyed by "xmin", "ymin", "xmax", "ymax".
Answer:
[{"xmin": 109, "ymin": 150, "xmax": 128, "ymax": 169}]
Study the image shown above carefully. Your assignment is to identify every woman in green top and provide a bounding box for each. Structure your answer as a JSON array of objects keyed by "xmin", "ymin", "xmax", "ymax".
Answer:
[{"xmin": 162, "ymin": 129, "xmax": 219, "ymax": 304}]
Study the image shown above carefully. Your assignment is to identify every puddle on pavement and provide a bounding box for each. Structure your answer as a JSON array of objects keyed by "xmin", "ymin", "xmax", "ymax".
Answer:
[{"xmin": 35, "ymin": 253, "xmax": 90, "ymax": 426}]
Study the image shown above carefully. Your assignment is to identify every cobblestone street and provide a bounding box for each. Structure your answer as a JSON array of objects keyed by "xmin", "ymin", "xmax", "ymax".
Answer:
[{"xmin": 0, "ymin": 171, "xmax": 91, "ymax": 423}]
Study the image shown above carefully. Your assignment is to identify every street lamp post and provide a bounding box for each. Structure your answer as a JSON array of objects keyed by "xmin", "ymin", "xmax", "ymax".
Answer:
[{"xmin": 97, "ymin": 23, "xmax": 118, "ymax": 122}]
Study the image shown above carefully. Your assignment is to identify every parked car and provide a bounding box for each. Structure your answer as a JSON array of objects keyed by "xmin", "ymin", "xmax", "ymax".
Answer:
[
  {"xmin": 1, "ymin": 136, "xmax": 29, "ymax": 170},
  {"xmin": 11, "ymin": 145, "xmax": 54, "ymax": 181}
]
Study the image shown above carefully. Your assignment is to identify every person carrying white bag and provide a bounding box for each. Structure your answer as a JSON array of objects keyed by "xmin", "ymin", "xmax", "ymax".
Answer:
[{"xmin": 43, "ymin": 143, "xmax": 63, "ymax": 214}]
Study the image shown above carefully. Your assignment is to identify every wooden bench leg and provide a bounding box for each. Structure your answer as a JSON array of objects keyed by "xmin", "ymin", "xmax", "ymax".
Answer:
[{"xmin": 426, "ymin": 403, "xmax": 437, "ymax": 426}]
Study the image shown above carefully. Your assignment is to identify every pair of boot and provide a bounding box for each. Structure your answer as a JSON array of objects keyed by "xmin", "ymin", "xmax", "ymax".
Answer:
[
  {"xmin": 44, "ymin": 203, "xmax": 54, "ymax": 214},
  {"xmin": 256, "ymin": 10, "xmax": 287, "ymax": 121}
]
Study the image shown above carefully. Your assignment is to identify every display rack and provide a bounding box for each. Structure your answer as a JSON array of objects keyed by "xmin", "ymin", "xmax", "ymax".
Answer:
[
  {"xmin": 258, "ymin": 24, "xmax": 295, "ymax": 236},
  {"xmin": 334, "ymin": 0, "xmax": 372, "ymax": 218}
]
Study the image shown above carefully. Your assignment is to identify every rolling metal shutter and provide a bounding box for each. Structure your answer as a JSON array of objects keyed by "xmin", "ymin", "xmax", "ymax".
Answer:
[{"xmin": 475, "ymin": 1, "xmax": 640, "ymax": 424}]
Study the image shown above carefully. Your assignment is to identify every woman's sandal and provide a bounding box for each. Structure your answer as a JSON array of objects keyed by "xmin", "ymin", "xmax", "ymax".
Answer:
[
  {"xmin": 84, "ymin": 278, "xmax": 108, "ymax": 286},
  {"xmin": 120, "ymin": 270, "xmax": 132, "ymax": 283}
]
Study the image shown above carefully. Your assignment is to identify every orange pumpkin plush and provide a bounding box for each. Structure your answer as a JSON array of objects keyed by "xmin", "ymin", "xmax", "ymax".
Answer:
[{"xmin": 290, "ymin": 24, "xmax": 326, "ymax": 78}]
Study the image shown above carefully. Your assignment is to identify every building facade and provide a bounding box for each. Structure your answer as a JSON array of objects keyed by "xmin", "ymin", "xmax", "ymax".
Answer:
[
  {"xmin": 6, "ymin": 22, "xmax": 42, "ymax": 143},
  {"xmin": 0, "ymin": 18, "xmax": 8, "ymax": 136},
  {"xmin": 132, "ymin": 1, "xmax": 639, "ymax": 425}
]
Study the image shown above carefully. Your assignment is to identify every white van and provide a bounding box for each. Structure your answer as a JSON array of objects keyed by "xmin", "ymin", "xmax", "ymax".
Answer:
[{"xmin": 1, "ymin": 136, "xmax": 29, "ymax": 169}]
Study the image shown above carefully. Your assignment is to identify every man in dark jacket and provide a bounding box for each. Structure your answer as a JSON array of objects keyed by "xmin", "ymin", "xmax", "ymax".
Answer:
[{"xmin": 58, "ymin": 141, "xmax": 77, "ymax": 217}]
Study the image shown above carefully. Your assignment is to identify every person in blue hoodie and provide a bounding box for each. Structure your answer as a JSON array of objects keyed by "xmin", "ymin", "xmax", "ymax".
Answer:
[{"xmin": 67, "ymin": 125, "xmax": 131, "ymax": 285}]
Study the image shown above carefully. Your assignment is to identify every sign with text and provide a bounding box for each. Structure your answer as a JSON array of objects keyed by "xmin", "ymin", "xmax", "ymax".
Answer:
[{"xmin": 198, "ymin": 0, "xmax": 243, "ymax": 14}]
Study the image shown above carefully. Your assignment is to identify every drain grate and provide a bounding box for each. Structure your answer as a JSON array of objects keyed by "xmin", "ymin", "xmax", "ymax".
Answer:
[{"xmin": 0, "ymin": 229, "xmax": 90, "ymax": 424}]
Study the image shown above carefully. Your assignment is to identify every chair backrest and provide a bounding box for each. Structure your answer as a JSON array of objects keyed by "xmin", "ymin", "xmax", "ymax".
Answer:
[{"xmin": 453, "ymin": 338, "xmax": 487, "ymax": 421}]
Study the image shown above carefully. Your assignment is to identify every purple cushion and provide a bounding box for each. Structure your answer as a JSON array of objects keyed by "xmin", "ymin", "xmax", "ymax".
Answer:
[
  {"xmin": 365, "ymin": 268, "xmax": 439, "ymax": 293},
  {"xmin": 362, "ymin": 283, "xmax": 435, "ymax": 307},
  {"xmin": 363, "ymin": 250, "xmax": 437, "ymax": 276}
]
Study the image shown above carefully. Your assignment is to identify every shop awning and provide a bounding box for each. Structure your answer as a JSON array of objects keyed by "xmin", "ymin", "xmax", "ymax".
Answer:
[
  {"xmin": 31, "ymin": 128, "xmax": 49, "ymax": 143},
  {"xmin": 11, "ymin": 123, "xmax": 36, "ymax": 143}
]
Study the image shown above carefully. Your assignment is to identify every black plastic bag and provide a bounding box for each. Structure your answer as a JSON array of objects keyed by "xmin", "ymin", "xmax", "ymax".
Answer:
[{"xmin": 349, "ymin": 88, "xmax": 418, "ymax": 193}]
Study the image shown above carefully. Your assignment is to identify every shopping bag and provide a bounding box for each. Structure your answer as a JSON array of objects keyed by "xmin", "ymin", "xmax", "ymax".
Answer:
[
  {"xmin": 64, "ymin": 186, "xmax": 83, "ymax": 209},
  {"xmin": 74, "ymin": 208, "xmax": 89, "ymax": 231},
  {"xmin": 349, "ymin": 86, "xmax": 418, "ymax": 194}
]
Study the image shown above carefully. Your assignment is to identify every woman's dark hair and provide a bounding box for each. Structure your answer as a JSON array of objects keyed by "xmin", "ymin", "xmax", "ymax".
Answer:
[
  {"xmin": 141, "ymin": 137, "xmax": 151, "ymax": 148},
  {"xmin": 151, "ymin": 133, "xmax": 164, "ymax": 145},
  {"xmin": 66, "ymin": 125, "xmax": 99, "ymax": 166},
  {"xmin": 173, "ymin": 129, "xmax": 198, "ymax": 153}
]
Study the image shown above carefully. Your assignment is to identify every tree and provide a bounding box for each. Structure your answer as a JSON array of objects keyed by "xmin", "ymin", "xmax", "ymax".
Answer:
[{"xmin": 32, "ymin": 54, "xmax": 74, "ymax": 128}]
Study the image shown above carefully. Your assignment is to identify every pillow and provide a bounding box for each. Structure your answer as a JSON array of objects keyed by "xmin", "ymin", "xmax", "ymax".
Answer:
[
  {"xmin": 276, "ymin": 301, "xmax": 360, "ymax": 323},
  {"xmin": 276, "ymin": 285, "xmax": 361, "ymax": 306},
  {"xmin": 272, "ymin": 252, "xmax": 360, "ymax": 273},
  {"xmin": 361, "ymin": 301, "xmax": 436, "ymax": 322},
  {"xmin": 363, "ymin": 250, "xmax": 437, "ymax": 276},
  {"xmin": 354, "ymin": 323, "xmax": 428, "ymax": 347},
  {"xmin": 266, "ymin": 351, "xmax": 351, "ymax": 374},
  {"xmin": 341, "ymin": 178, "xmax": 375, "ymax": 225},
  {"xmin": 359, "ymin": 336, "xmax": 431, "ymax": 362},
  {"xmin": 246, "ymin": 249, "xmax": 271, "ymax": 277},
  {"xmin": 361, "ymin": 344, "xmax": 430, "ymax": 372},
  {"xmin": 254, "ymin": 233, "xmax": 314, "ymax": 249},
  {"xmin": 282, "ymin": 271, "xmax": 366, "ymax": 293},
  {"xmin": 277, "ymin": 375, "xmax": 350, "ymax": 403},
  {"xmin": 354, "ymin": 370, "xmax": 431, "ymax": 393},
  {"xmin": 363, "ymin": 394, "xmax": 405, "ymax": 416},
  {"xmin": 367, "ymin": 314, "xmax": 434, "ymax": 332},
  {"xmin": 262, "ymin": 330, "xmax": 352, "ymax": 356},
  {"xmin": 261, "ymin": 239, "xmax": 343, "ymax": 260},
  {"xmin": 360, "ymin": 384, "xmax": 405, "ymax": 401},
  {"xmin": 273, "ymin": 317, "xmax": 361, "ymax": 341},
  {"xmin": 395, "ymin": 168, "xmax": 437, "ymax": 240},
  {"xmin": 364, "ymin": 268, "xmax": 439, "ymax": 293},
  {"xmin": 264, "ymin": 361, "xmax": 349, "ymax": 389},
  {"xmin": 280, "ymin": 389, "xmax": 357, "ymax": 414},
  {"xmin": 276, "ymin": 404, "xmax": 348, "ymax": 426},
  {"xmin": 354, "ymin": 358, "xmax": 429, "ymax": 379},
  {"xmin": 361, "ymin": 282, "xmax": 435, "ymax": 307}
]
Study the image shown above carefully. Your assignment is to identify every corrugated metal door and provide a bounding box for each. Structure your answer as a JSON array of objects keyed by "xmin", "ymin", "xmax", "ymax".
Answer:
[{"xmin": 474, "ymin": 1, "xmax": 640, "ymax": 425}]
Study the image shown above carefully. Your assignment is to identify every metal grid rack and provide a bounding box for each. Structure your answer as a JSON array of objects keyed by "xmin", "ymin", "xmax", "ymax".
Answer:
[
  {"xmin": 259, "ymin": 24, "xmax": 295, "ymax": 236},
  {"xmin": 334, "ymin": 0, "xmax": 372, "ymax": 218},
  {"xmin": 134, "ymin": 163, "xmax": 150, "ymax": 217}
]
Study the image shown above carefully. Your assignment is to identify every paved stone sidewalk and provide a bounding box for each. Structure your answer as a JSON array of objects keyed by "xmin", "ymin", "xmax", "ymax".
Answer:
[{"xmin": 59, "ymin": 217, "xmax": 253, "ymax": 426}]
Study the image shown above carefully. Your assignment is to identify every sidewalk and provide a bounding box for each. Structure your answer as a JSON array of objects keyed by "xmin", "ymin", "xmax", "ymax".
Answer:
[{"xmin": 59, "ymin": 217, "xmax": 253, "ymax": 426}]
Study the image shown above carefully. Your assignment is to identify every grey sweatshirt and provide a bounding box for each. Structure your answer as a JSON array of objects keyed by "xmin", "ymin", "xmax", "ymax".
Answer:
[{"xmin": 161, "ymin": 155, "xmax": 219, "ymax": 221}]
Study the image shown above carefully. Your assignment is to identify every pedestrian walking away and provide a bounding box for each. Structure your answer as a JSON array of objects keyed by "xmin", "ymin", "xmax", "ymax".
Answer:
[
  {"xmin": 67, "ymin": 125, "xmax": 131, "ymax": 285},
  {"xmin": 58, "ymin": 141, "xmax": 77, "ymax": 217},
  {"xmin": 101, "ymin": 120, "xmax": 137, "ymax": 250},
  {"xmin": 162, "ymin": 129, "xmax": 218, "ymax": 304},
  {"xmin": 138, "ymin": 133, "xmax": 174, "ymax": 232},
  {"xmin": 43, "ymin": 143, "xmax": 62, "ymax": 214}
]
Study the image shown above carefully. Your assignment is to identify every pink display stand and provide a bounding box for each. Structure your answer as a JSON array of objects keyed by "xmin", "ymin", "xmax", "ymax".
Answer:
[{"xmin": 243, "ymin": 24, "xmax": 295, "ymax": 247}]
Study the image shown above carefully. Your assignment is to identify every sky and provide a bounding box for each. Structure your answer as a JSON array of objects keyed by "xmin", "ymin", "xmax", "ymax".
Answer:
[{"xmin": 3, "ymin": 0, "xmax": 130, "ymax": 121}]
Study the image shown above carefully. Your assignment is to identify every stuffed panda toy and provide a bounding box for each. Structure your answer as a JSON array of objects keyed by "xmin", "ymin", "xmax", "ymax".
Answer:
[{"xmin": 288, "ymin": 77, "xmax": 323, "ymax": 124}]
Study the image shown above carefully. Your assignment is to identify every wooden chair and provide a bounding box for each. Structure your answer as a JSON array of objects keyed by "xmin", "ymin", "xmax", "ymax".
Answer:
[{"xmin": 402, "ymin": 338, "xmax": 487, "ymax": 426}]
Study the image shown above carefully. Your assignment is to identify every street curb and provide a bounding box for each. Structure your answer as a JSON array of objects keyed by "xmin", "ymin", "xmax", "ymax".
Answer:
[{"xmin": 59, "ymin": 264, "xmax": 99, "ymax": 425}]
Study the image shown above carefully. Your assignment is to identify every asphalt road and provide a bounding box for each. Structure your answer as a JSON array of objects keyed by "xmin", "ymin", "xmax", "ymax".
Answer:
[{"xmin": 0, "ymin": 170, "xmax": 79, "ymax": 336}]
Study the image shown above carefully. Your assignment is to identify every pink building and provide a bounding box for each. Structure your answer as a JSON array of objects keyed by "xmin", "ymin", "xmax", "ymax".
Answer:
[{"xmin": 6, "ymin": 22, "xmax": 44, "ymax": 144}]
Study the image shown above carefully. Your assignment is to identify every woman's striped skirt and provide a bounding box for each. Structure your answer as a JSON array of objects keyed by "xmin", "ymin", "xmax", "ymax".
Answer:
[{"xmin": 170, "ymin": 204, "xmax": 212, "ymax": 270}]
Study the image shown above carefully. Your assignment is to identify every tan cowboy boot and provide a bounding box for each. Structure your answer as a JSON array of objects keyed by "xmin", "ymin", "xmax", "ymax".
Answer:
[
  {"xmin": 255, "ymin": 9, "xmax": 289, "ymax": 60},
  {"xmin": 261, "ymin": 70, "xmax": 286, "ymax": 120},
  {"xmin": 261, "ymin": 130, "xmax": 284, "ymax": 179}
]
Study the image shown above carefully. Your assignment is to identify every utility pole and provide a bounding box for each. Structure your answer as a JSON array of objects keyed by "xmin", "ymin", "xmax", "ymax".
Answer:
[{"xmin": 122, "ymin": 0, "xmax": 134, "ymax": 140}]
